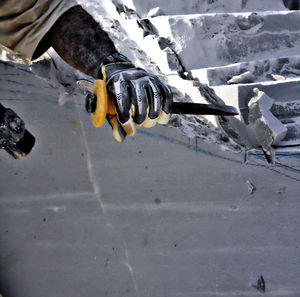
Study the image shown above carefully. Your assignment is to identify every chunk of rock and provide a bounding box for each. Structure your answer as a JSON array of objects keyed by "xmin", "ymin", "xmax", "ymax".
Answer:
[
  {"xmin": 248, "ymin": 89, "xmax": 288, "ymax": 159},
  {"xmin": 270, "ymin": 74, "xmax": 285, "ymax": 81},
  {"xmin": 227, "ymin": 71, "xmax": 255, "ymax": 84}
]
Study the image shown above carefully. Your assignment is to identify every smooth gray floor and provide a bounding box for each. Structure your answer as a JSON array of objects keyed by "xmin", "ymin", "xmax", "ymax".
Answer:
[{"xmin": 0, "ymin": 61, "xmax": 299, "ymax": 297}]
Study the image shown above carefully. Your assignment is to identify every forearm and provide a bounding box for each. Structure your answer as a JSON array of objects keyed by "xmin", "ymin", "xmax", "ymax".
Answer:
[{"xmin": 41, "ymin": 6, "xmax": 118, "ymax": 78}]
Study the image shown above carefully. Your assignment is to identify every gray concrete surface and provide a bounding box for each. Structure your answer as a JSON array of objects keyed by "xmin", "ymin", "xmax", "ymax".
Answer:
[{"xmin": 0, "ymin": 61, "xmax": 300, "ymax": 297}]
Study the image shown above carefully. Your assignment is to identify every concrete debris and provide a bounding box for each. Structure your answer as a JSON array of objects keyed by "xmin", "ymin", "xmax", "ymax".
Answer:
[
  {"xmin": 168, "ymin": 115, "xmax": 182, "ymax": 127},
  {"xmin": 246, "ymin": 180, "xmax": 256, "ymax": 195},
  {"xmin": 114, "ymin": 3, "xmax": 140, "ymax": 19},
  {"xmin": 250, "ymin": 272, "xmax": 266, "ymax": 293},
  {"xmin": 270, "ymin": 74, "xmax": 285, "ymax": 81},
  {"xmin": 137, "ymin": 19, "xmax": 158, "ymax": 37},
  {"xmin": 227, "ymin": 71, "xmax": 255, "ymax": 84},
  {"xmin": 262, "ymin": 149, "xmax": 276, "ymax": 165},
  {"xmin": 248, "ymin": 89, "xmax": 288, "ymax": 158},
  {"xmin": 147, "ymin": 7, "xmax": 166, "ymax": 17},
  {"xmin": 243, "ymin": 150, "xmax": 248, "ymax": 163}
]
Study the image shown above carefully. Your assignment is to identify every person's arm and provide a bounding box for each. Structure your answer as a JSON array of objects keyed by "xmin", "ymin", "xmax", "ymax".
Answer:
[
  {"xmin": 282, "ymin": 0, "xmax": 299, "ymax": 10},
  {"xmin": 34, "ymin": 5, "xmax": 117, "ymax": 78}
]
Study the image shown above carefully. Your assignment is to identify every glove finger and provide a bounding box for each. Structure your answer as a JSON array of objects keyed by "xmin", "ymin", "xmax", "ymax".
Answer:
[
  {"xmin": 142, "ymin": 80, "xmax": 162, "ymax": 128},
  {"xmin": 109, "ymin": 79, "xmax": 137, "ymax": 136},
  {"xmin": 130, "ymin": 80, "xmax": 149, "ymax": 125},
  {"xmin": 106, "ymin": 114, "xmax": 127, "ymax": 142},
  {"xmin": 157, "ymin": 80, "xmax": 173, "ymax": 114},
  {"xmin": 142, "ymin": 107, "xmax": 156, "ymax": 128},
  {"xmin": 120, "ymin": 115, "xmax": 136, "ymax": 136},
  {"xmin": 109, "ymin": 77, "xmax": 132, "ymax": 124},
  {"xmin": 156, "ymin": 80, "xmax": 173, "ymax": 124},
  {"xmin": 148, "ymin": 78, "xmax": 163, "ymax": 119},
  {"xmin": 108, "ymin": 77, "xmax": 137, "ymax": 136}
]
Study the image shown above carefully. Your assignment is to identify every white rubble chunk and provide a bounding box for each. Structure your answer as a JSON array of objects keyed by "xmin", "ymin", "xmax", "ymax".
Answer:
[
  {"xmin": 147, "ymin": 7, "xmax": 165, "ymax": 17},
  {"xmin": 271, "ymin": 74, "xmax": 285, "ymax": 81},
  {"xmin": 227, "ymin": 71, "xmax": 255, "ymax": 85},
  {"xmin": 248, "ymin": 89, "xmax": 288, "ymax": 152}
]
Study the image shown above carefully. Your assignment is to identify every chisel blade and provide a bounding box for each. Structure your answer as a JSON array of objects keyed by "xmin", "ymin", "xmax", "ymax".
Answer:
[{"xmin": 171, "ymin": 102, "xmax": 239, "ymax": 116}]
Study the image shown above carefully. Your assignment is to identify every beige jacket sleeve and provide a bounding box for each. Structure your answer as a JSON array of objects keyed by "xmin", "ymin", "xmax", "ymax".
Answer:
[{"xmin": 0, "ymin": 0, "xmax": 78, "ymax": 61}]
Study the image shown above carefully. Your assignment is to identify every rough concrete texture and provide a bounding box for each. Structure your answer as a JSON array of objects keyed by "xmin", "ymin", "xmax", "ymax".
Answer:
[
  {"xmin": 148, "ymin": 11, "xmax": 300, "ymax": 70},
  {"xmin": 212, "ymin": 79, "xmax": 300, "ymax": 147},
  {"xmin": 117, "ymin": 0, "xmax": 287, "ymax": 16},
  {"xmin": 191, "ymin": 55, "xmax": 300, "ymax": 86},
  {"xmin": 1, "ymin": 60, "xmax": 300, "ymax": 297}
]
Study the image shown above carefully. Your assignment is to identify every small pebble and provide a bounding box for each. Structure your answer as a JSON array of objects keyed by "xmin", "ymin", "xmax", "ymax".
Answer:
[
  {"xmin": 276, "ymin": 186, "xmax": 287, "ymax": 195},
  {"xmin": 247, "ymin": 180, "xmax": 256, "ymax": 195},
  {"xmin": 154, "ymin": 198, "xmax": 161, "ymax": 205}
]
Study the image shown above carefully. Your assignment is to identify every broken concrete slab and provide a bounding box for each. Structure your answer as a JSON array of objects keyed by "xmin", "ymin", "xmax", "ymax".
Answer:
[
  {"xmin": 191, "ymin": 55, "xmax": 300, "ymax": 86},
  {"xmin": 148, "ymin": 11, "xmax": 300, "ymax": 70},
  {"xmin": 248, "ymin": 89, "xmax": 288, "ymax": 148},
  {"xmin": 213, "ymin": 79, "xmax": 300, "ymax": 148},
  {"xmin": 246, "ymin": 89, "xmax": 288, "ymax": 163}
]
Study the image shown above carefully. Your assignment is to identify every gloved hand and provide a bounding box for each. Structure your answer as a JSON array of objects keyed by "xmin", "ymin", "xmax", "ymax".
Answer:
[{"xmin": 85, "ymin": 53, "xmax": 173, "ymax": 142}]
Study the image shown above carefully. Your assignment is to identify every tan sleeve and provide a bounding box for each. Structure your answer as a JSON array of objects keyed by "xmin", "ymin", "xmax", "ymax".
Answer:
[{"xmin": 0, "ymin": 0, "xmax": 78, "ymax": 61}]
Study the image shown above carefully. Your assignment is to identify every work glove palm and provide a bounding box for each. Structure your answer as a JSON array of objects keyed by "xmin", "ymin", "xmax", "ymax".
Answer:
[{"xmin": 86, "ymin": 54, "xmax": 172, "ymax": 141}]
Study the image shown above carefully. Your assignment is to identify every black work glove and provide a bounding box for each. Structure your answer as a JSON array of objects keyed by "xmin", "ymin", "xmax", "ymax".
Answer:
[{"xmin": 86, "ymin": 53, "xmax": 173, "ymax": 141}]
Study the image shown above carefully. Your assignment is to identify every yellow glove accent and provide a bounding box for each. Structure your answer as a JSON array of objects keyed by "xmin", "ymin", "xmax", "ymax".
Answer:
[
  {"xmin": 91, "ymin": 79, "xmax": 126, "ymax": 142},
  {"xmin": 91, "ymin": 79, "xmax": 108, "ymax": 127},
  {"xmin": 90, "ymin": 66, "xmax": 128, "ymax": 142},
  {"xmin": 106, "ymin": 114, "xmax": 126, "ymax": 143},
  {"xmin": 91, "ymin": 65, "xmax": 137, "ymax": 142}
]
